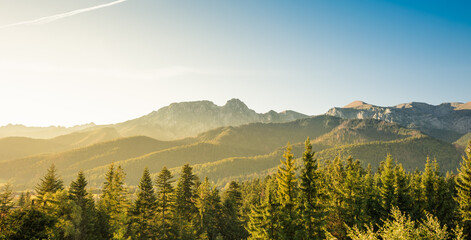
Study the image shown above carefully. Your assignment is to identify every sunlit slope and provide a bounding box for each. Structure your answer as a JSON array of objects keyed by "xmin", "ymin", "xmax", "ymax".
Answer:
[
  {"xmin": 0, "ymin": 127, "xmax": 120, "ymax": 161},
  {"xmin": 454, "ymin": 132, "xmax": 471, "ymax": 151},
  {"xmin": 189, "ymin": 136, "xmax": 460, "ymax": 188},
  {"xmin": 0, "ymin": 136, "xmax": 194, "ymax": 188},
  {"xmin": 0, "ymin": 115, "xmax": 449, "ymax": 190}
]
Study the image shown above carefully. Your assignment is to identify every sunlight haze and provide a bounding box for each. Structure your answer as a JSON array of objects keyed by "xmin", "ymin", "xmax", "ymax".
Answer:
[{"xmin": 0, "ymin": 0, "xmax": 470, "ymax": 126}]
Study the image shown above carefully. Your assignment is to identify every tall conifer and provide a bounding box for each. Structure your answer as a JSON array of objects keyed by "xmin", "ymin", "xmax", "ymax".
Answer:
[
  {"xmin": 35, "ymin": 164, "xmax": 64, "ymax": 205},
  {"xmin": 456, "ymin": 141, "xmax": 471, "ymax": 235},
  {"xmin": 299, "ymin": 137, "xmax": 325, "ymax": 239},
  {"xmin": 129, "ymin": 167, "xmax": 157, "ymax": 239}
]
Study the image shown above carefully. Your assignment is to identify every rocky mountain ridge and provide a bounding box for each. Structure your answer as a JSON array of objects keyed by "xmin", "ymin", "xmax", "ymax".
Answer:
[
  {"xmin": 115, "ymin": 98, "xmax": 308, "ymax": 140},
  {"xmin": 326, "ymin": 101, "xmax": 471, "ymax": 142}
]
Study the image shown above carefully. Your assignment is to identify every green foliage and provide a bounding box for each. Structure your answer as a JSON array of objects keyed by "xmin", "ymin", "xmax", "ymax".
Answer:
[
  {"xmin": 456, "ymin": 141, "xmax": 471, "ymax": 235},
  {"xmin": 348, "ymin": 207, "xmax": 453, "ymax": 240},
  {"xmin": 98, "ymin": 164, "xmax": 129, "ymax": 240},
  {"xmin": 35, "ymin": 164, "xmax": 64, "ymax": 205},
  {"xmin": 128, "ymin": 167, "xmax": 158, "ymax": 239},
  {"xmin": 0, "ymin": 207, "xmax": 56, "ymax": 240},
  {"xmin": 299, "ymin": 137, "xmax": 325, "ymax": 239},
  {"xmin": 156, "ymin": 167, "xmax": 175, "ymax": 239},
  {"xmin": 174, "ymin": 164, "xmax": 199, "ymax": 239},
  {"xmin": 69, "ymin": 170, "xmax": 102, "ymax": 240}
]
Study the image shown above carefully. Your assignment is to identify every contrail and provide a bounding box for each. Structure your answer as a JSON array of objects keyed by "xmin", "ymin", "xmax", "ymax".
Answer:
[{"xmin": 0, "ymin": 0, "xmax": 127, "ymax": 29}]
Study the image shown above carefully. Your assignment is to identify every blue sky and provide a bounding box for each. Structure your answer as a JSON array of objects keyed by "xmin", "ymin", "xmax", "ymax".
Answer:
[{"xmin": 0, "ymin": 0, "xmax": 469, "ymax": 126}]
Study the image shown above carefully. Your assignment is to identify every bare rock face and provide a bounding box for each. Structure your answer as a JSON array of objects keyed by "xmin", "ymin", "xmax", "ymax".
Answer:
[
  {"xmin": 326, "ymin": 101, "xmax": 471, "ymax": 142},
  {"xmin": 116, "ymin": 99, "xmax": 309, "ymax": 140}
]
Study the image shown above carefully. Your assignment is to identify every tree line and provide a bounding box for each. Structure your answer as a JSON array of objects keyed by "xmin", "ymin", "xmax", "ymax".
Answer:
[{"xmin": 1, "ymin": 138, "xmax": 471, "ymax": 239}]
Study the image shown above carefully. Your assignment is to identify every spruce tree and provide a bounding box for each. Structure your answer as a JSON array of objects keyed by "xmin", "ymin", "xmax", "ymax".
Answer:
[
  {"xmin": 220, "ymin": 181, "xmax": 248, "ymax": 240},
  {"xmin": 195, "ymin": 177, "xmax": 222, "ymax": 239},
  {"xmin": 299, "ymin": 137, "xmax": 325, "ymax": 239},
  {"xmin": 174, "ymin": 163, "xmax": 198, "ymax": 239},
  {"xmin": 69, "ymin": 170, "xmax": 98, "ymax": 240},
  {"xmin": 247, "ymin": 180, "xmax": 280, "ymax": 240},
  {"xmin": 98, "ymin": 164, "xmax": 129, "ymax": 239},
  {"xmin": 455, "ymin": 141, "xmax": 471, "ymax": 235},
  {"xmin": 129, "ymin": 167, "xmax": 157, "ymax": 239},
  {"xmin": 393, "ymin": 164, "xmax": 412, "ymax": 213},
  {"xmin": 379, "ymin": 154, "xmax": 396, "ymax": 218},
  {"xmin": 276, "ymin": 143, "xmax": 300, "ymax": 239},
  {"xmin": 0, "ymin": 183, "xmax": 14, "ymax": 233},
  {"xmin": 35, "ymin": 164, "xmax": 64, "ymax": 205},
  {"xmin": 156, "ymin": 166, "xmax": 175, "ymax": 239}
]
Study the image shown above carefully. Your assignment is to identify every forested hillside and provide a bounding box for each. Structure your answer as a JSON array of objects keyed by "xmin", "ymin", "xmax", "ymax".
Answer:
[
  {"xmin": 1, "ymin": 140, "xmax": 470, "ymax": 239},
  {"xmin": 2, "ymin": 116, "xmax": 459, "ymax": 190}
]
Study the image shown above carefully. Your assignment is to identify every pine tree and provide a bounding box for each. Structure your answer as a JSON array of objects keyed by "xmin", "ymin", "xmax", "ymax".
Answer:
[
  {"xmin": 99, "ymin": 164, "xmax": 129, "ymax": 239},
  {"xmin": 393, "ymin": 164, "xmax": 412, "ymax": 213},
  {"xmin": 455, "ymin": 141, "xmax": 471, "ymax": 235},
  {"xmin": 299, "ymin": 137, "xmax": 325, "ymax": 239},
  {"xmin": 35, "ymin": 164, "xmax": 64, "ymax": 205},
  {"xmin": 247, "ymin": 180, "xmax": 280, "ymax": 240},
  {"xmin": 174, "ymin": 164, "xmax": 198, "ymax": 239},
  {"xmin": 195, "ymin": 177, "xmax": 222, "ymax": 239},
  {"xmin": 220, "ymin": 181, "xmax": 248, "ymax": 240},
  {"xmin": 128, "ymin": 167, "xmax": 157, "ymax": 239},
  {"xmin": 69, "ymin": 170, "xmax": 99, "ymax": 240},
  {"xmin": 156, "ymin": 166, "xmax": 175, "ymax": 239},
  {"xmin": 379, "ymin": 154, "xmax": 396, "ymax": 218},
  {"xmin": 0, "ymin": 183, "xmax": 14, "ymax": 233},
  {"xmin": 276, "ymin": 143, "xmax": 300, "ymax": 239}
]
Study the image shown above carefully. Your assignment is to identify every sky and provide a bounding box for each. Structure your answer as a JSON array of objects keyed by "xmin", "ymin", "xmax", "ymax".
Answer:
[{"xmin": 0, "ymin": 0, "xmax": 470, "ymax": 127}]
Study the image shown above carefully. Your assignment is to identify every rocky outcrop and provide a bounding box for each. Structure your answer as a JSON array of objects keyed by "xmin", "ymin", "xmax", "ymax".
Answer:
[{"xmin": 326, "ymin": 101, "xmax": 471, "ymax": 142}]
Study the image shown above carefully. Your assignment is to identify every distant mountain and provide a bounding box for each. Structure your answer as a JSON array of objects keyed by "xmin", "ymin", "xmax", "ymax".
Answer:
[
  {"xmin": 0, "ymin": 128, "xmax": 120, "ymax": 162},
  {"xmin": 0, "ymin": 123, "xmax": 96, "ymax": 139},
  {"xmin": 2, "ymin": 115, "xmax": 454, "ymax": 190},
  {"xmin": 114, "ymin": 98, "xmax": 309, "ymax": 140},
  {"xmin": 325, "ymin": 101, "xmax": 471, "ymax": 142}
]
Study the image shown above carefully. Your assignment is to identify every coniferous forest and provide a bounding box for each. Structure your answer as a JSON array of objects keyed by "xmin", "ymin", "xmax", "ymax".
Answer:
[{"xmin": 1, "ymin": 139, "xmax": 471, "ymax": 240}]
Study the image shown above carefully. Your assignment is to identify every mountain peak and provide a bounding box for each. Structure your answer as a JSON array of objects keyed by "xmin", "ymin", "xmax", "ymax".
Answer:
[
  {"xmin": 224, "ymin": 98, "xmax": 248, "ymax": 109},
  {"xmin": 456, "ymin": 102, "xmax": 471, "ymax": 110},
  {"xmin": 344, "ymin": 101, "xmax": 373, "ymax": 109}
]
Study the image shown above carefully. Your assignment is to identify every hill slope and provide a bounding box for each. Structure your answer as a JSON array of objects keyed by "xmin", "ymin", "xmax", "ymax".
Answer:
[
  {"xmin": 0, "ymin": 127, "xmax": 121, "ymax": 161},
  {"xmin": 0, "ymin": 116, "xmax": 431, "ymax": 189}
]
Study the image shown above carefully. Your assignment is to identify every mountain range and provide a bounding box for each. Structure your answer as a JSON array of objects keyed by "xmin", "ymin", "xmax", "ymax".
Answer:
[
  {"xmin": 326, "ymin": 101, "xmax": 471, "ymax": 142},
  {"xmin": 0, "ymin": 99, "xmax": 470, "ymax": 190}
]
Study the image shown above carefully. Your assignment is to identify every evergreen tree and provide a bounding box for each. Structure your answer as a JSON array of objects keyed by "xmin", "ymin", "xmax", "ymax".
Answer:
[
  {"xmin": 220, "ymin": 181, "xmax": 248, "ymax": 240},
  {"xmin": 155, "ymin": 167, "xmax": 175, "ymax": 239},
  {"xmin": 98, "ymin": 164, "xmax": 129, "ymax": 239},
  {"xmin": 195, "ymin": 177, "xmax": 222, "ymax": 240},
  {"xmin": 298, "ymin": 137, "xmax": 325, "ymax": 239},
  {"xmin": 128, "ymin": 167, "xmax": 157, "ymax": 239},
  {"xmin": 35, "ymin": 164, "xmax": 64, "ymax": 205},
  {"xmin": 247, "ymin": 180, "xmax": 280, "ymax": 240},
  {"xmin": 276, "ymin": 143, "xmax": 300, "ymax": 239},
  {"xmin": 393, "ymin": 164, "xmax": 412, "ymax": 213},
  {"xmin": 0, "ymin": 183, "xmax": 14, "ymax": 234},
  {"xmin": 69, "ymin": 170, "xmax": 101, "ymax": 240},
  {"xmin": 362, "ymin": 164, "xmax": 382, "ymax": 229},
  {"xmin": 455, "ymin": 141, "xmax": 471, "ymax": 236},
  {"xmin": 175, "ymin": 164, "xmax": 198, "ymax": 239},
  {"xmin": 1, "ymin": 207, "xmax": 56, "ymax": 239},
  {"xmin": 379, "ymin": 154, "xmax": 396, "ymax": 218}
]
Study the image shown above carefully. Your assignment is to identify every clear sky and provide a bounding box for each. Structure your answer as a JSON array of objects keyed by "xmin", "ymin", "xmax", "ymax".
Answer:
[{"xmin": 0, "ymin": 0, "xmax": 470, "ymax": 127}]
